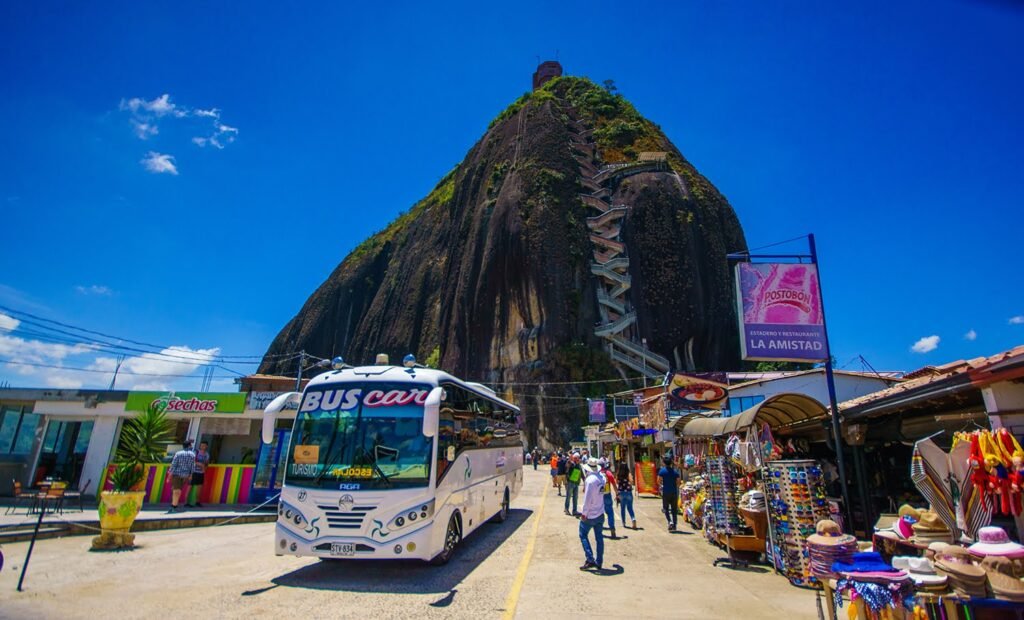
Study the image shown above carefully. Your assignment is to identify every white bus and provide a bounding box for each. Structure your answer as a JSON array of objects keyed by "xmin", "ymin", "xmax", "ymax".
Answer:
[{"xmin": 261, "ymin": 358, "xmax": 523, "ymax": 564}]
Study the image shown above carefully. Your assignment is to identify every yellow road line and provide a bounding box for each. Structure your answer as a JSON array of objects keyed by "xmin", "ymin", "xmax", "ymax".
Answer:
[{"xmin": 501, "ymin": 476, "xmax": 549, "ymax": 620}]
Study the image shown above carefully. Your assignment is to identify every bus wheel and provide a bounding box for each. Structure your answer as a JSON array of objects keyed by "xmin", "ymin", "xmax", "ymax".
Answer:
[
  {"xmin": 431, "ymin": 513, "xmax": 462, "ymax": 566},
  {"xmin": 491, "ymin": 489, "xmax": 510, "ymax": 523}
]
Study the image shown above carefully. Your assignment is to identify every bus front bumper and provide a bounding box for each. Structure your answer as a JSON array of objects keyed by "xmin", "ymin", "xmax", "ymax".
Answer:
[{"xmin": 275, "ymin": 521, "xmax": 437, "ymax": 561}]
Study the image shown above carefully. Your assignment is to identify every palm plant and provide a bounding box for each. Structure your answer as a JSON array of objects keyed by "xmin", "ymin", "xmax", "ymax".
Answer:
[{"xmin": 109, "ymin": 403, "xmax": 175, "ymax": 492}]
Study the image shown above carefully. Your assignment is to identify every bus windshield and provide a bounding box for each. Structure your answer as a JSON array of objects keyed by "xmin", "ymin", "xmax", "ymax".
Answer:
[{"xmin": 285, "ymin": 381, "xmax": 434, "ymax": 490}]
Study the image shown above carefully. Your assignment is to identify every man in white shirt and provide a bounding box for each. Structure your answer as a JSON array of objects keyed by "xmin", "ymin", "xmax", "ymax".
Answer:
[{"xmin": 577, "ymin": 457, "xmax": 606, "ymax": 571}]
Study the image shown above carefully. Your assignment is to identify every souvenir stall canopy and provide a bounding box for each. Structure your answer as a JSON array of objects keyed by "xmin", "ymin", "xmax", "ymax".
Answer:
[
  {"xmin": 676, "ymin": 393, "xmax": 832, "ymax": 584},
  {"xmin": 676, "ymin": 393, "xmax": 829, "ymax": 439}
]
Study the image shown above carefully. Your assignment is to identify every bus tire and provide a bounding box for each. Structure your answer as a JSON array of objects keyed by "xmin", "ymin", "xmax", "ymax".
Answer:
[
  {"xmin": 490, "ymin": 488, "xmax": 510, "ymax": 523},
  {"xmin": 430, "ymin": 512, "xmax": 462, "ymax": 566}
]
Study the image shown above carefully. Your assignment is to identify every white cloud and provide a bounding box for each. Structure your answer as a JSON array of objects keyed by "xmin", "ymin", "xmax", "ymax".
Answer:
[
  {"xmin": 120, "ymin": 94, "xmax": 185, "ymax": 118},
  {"xmin": 964, "ymin": 329, "xmax": 977, "ymax": 341},
  {"xmin": 0, "ymin": 312, "xmax": 20, "ymax": 332},
  {"xmin": 1010, "ymin": 316, "xmax": 1024, "ymax": 325},
  {"xmin": 131, "ymin": 120, "xmax": 159, "ymax": 140},
  {"xmin": 1, "ymin": 334, "xmax": 222, "ymax": 390},
  {"xmin": 141, "ymin": 151, "xmax": 178, "ymax": 175},
  {"xmin": 119, "ymin": 94, "xmax": 238, "ymax": 157},
  {"xmin": 195, "ymin": 122, "xmax": 239, "ymax": 149},
  {"xmin": 88, "ymin": 345, "xmax": 222, "ymax": 391},
  {"xmin": 75, "ymin": 284, "xmax": 114, "ymax": 296},
  {"xmin": 911, "ymin": 335, "xmax": 940, "ymax": 354}
]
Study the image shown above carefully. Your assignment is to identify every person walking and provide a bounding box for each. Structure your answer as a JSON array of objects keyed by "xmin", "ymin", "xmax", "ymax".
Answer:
[
  {"xmin": 599, "ymin": 458, "xmax": 618, "ymax": 539},
  {"xmin": 556, "ymin": 451, "xmax": 568, "ymax": 496},
  {"xmin": 616, "ymin": 462, "xmax": 636, "ymax": 530},
  {"xmin": 578, "ymin": 457, "xmax": 605, "ymax": 571},
  {"xmin": 532, "ymin": 447, "xmax": 540, "ymax": 471},
  {"xmin": 657, "ymin": 456, "xmax": 681, "ymax": 531},
  {"xmin": 167, "ymin": 440, "xmax": 196, "ymax": 513},
  {"xmin": 185, "ymin": 440, "xmax": 211, "ymax": 508},
  {"xmin": 564, "ymin": 453, "xmax": 583, "ymax": 515},
  {"xmin": 549, "ymin": 452, "xmax": 559, "ymax": 492}
]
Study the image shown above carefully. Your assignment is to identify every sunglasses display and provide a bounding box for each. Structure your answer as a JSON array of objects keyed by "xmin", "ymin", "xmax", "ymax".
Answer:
[
  {"xmin": 766, "ymin": 459, "xmax": 831, "ymax": 588},
  {"xmin": 704, "ymin": 456, "xmax": 751, "ymax": 536}
]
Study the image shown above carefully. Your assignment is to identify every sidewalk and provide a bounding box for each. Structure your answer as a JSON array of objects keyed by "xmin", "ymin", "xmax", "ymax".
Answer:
[{"xmin": 0, "ymin": 502, "xmax": 276, "ymax": 543}]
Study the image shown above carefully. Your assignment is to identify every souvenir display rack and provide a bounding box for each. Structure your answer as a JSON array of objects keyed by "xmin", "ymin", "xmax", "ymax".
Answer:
[
  {"xmin": 705, "ymin": 455, "xmax": 748, "ymax": 536},
  {"xmin": 765, "ymin": 459, "xmax": 830, "ymax": 587}
]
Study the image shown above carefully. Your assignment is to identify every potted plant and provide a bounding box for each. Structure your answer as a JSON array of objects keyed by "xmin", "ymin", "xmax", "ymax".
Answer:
[{"xmin": 91, "ymin": 403, "xmax": 174, "ymax": 550}]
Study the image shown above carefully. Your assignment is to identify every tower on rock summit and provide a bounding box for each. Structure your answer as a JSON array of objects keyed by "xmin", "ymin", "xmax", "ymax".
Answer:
[{"xmin": 532, "ymin": 60, "xmax": 562, "ymax": 90}]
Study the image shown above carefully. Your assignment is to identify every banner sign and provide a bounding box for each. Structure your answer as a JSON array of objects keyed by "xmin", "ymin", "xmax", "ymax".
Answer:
[
  {"xmin": 667, "ymin": 372, "xmax": 729, "ymax": 410},
  {"xmin": 249, "ymin": 391, "xmax": 300, "ymax": 411},
  {"xmin": 588, "ymin": 399, "xmax": 607, "ymax": 423},
  {"xmin": 735, "ymin": 262, "xmax": 828, "ymax": 362},
  {"xmin": 125, "ymin": 391, "xmax": 247, "ymax": 414}
]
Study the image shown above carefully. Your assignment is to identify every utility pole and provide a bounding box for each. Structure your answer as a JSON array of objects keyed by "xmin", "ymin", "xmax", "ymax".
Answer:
[
  {"xmin": 295, "ymin": 350, "xmax": 305, "ymax": 392},
  {"xmin": 809, "ymin": 233, "xmax": 854, "ymax": 532}
]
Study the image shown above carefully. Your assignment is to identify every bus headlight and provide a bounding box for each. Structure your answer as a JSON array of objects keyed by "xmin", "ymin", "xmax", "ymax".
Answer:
[
  {"xmin": 280, "ymin": 502, "xmax": 309, "ymax": 531},
  {"xmin": 387, "ymin": 500, "xmax": 434, "ymax": 532}
]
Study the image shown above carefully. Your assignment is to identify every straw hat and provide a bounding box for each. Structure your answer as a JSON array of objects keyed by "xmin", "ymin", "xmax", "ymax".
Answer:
[
  {"xmin": 968, "ymin": 526, "xmax": 1024, "ymax": 558},
  {"xmin": 898, "ymin": 504, "xmax": 922, "ymax": 522},
  {"xmin": 981, "ymin": 556, "xmax": 1024, "ymax": 602},
  {"xmin": 808, "ymin": 520, "xmax": 856, "ymax": 547},
  {"xmin": 935, "ymin": 547, "xmax": 986, "ymax": 580},
  {"xmin": 911, "ymin": 510, "xmax": 954, "ymax": 544}
]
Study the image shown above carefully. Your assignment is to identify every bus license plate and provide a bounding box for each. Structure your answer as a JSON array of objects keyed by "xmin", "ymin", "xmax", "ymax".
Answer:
[{"xmin": 330, "ymin": 543, "xmax": 355, "ymax": 557}]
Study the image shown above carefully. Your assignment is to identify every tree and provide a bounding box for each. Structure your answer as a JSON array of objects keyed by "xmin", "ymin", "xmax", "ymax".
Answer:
[{"xmin": 602, "ymin": 79, "xmax": 617, "ymax": 94}]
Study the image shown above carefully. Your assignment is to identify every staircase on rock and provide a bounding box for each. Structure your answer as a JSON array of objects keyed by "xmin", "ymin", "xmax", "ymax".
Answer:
[{"xmin": 568, "ymin": 116, "xmax": 673, "ymax": 379}]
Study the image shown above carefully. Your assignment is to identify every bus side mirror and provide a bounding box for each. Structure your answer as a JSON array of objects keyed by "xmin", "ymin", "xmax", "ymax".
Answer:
[
  {"xmin": 262, "ymin": 392, "xmax": 302, "ymax": 444},
  {"xmin": 423, "ymin": 387, "xmax": 443, "ymax": 438}
]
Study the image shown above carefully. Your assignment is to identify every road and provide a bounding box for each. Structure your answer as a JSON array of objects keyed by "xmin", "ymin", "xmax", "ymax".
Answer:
[{"xmin": 0, "ymin": 468, "xmax": 816, "ymax": 619}]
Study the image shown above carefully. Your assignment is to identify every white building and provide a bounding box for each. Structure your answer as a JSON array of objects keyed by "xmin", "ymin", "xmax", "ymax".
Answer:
[{"xmin": 723, "ymin": 369, "xmax": 903, "ymax": 416}]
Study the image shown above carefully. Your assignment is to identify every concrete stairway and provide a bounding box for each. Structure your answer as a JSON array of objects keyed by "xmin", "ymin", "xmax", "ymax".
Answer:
[{"xmin": 569, "ymin": 111, "xmax": 672, "ymax": 380}]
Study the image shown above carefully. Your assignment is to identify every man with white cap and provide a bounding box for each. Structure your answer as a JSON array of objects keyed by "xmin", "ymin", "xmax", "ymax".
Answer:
[{"xmin": 578, "ymin": 457, "xmax": 606, "ymax": 571}]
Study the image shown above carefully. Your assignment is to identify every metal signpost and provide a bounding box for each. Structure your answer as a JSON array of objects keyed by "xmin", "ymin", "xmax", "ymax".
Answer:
[{"xmin": 728, "ymin": 233, "xmax": 854, "ymax": 531}]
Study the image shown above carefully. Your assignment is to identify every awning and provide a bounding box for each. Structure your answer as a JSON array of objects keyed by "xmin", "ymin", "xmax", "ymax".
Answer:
[{"xmin": 677, "ymin": 393, "xmax": 828, "ymax": 437}]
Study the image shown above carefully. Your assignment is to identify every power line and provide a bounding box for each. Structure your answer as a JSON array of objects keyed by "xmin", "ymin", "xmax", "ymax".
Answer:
[
  {"xmin": 0, "ymin": 305, "xmax": 295, "ymax": 361},
  {"xmin": 0, "ymin": 358, "xmax": 245, "ymax": 379}
]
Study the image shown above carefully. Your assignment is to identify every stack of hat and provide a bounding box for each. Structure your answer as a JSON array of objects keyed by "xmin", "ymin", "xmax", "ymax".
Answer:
[
  {"xmin": 910, "ymin": 510, "xmax": 953, "ymax": 545},
  {"xmin": 831, "ymin": 552, "xmax": 910, "ymax": 584},
  {"xmin": 967, "ymin": 526, "xmax": 1024, "ymax": 560},
  {"xmin": 739, "ymin": 490, "xmax": 766, "ymax": 512},
  {"xmin": 808, "ymin": 520, "xmax": 858, "ymax": 579},
  {"xmin": 981, "ymin": 556, "xmax": 1024, "ymax": 602},
  {"xmin": 934, "ymin": 547, "xmax": 988, "ymax": 597},
  {"xmin": 891, "ymin": 556, "xmax": 948, "ymax": 593},
  {"xmin": 875, "ymin": 505, "xmax": 920, "ymax": 541}
]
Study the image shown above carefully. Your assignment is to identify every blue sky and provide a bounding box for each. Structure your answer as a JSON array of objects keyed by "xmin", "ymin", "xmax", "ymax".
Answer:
[{"xmin": 1, "ymin": 1, "xmax": 1022, "ymax": 390}]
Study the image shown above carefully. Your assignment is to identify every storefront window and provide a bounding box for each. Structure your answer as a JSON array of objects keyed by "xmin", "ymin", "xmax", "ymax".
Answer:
[{"xmin": 0, "ymin": 405, "xmax": 41, "ymax": 455}]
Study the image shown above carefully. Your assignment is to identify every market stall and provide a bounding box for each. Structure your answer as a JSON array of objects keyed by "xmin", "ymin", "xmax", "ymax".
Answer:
[{"xmin": 676, "ymin": 393, "xmax": 832, "ymax": 583}]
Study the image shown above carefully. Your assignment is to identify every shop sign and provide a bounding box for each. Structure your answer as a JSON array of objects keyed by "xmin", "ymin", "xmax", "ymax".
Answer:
[
  {"xmin": 735, "ymin": 262, "xmax": 827, "ymax": 362},
  {"xmin": 666, "ymin": 372, "xmax": 728, "ymax": 410},
  {"xmin": 249, "ymin": 391, "xmax": 299, "ymax": 411},
  {"xmin": 587, "ymin": 399, "xmax": 606, "ymax": 423},
  {"xmin": 124, "ymin": 391, "xmax": 246, "ymax": 414}
]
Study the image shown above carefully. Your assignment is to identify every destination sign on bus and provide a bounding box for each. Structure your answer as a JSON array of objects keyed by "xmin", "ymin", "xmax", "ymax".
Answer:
[{"xmin": 299, "ymin": 388, "xmax": 432, "ymax": 413}]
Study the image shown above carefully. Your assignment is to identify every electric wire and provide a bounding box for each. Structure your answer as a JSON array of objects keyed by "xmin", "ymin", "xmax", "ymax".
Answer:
[{"xmin": 0, "ymin": 305, "xmax": 287, "ymax": 359}]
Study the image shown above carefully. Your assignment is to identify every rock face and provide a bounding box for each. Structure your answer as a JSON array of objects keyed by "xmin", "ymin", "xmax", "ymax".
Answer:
[{"xmin": 260, "ymin": 77, "xmax": 747, "ymax": 447}]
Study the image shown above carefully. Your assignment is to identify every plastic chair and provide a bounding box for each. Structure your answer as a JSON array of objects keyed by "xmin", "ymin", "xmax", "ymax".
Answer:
[
  {"xmin": 63, "ymin": 479, "xmax": 90, "ymax": 513},
  {"xmin": 6, "ymin": 480, "xmax": 39, "ymax": 515}
]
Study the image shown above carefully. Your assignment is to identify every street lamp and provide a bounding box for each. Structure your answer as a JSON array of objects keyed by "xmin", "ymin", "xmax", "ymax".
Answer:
[{"xmin": 641, "ymin": 338, "xmax": 648, "ymax": 388}]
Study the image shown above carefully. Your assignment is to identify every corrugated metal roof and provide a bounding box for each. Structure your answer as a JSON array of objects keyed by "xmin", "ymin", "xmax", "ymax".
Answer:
[{"xmin": 839, "ymin": 345, "xmax": 1024, "ymax": 419}]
